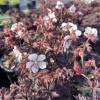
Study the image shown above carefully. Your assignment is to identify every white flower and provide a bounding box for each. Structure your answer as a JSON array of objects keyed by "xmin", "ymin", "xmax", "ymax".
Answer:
[
  {"xmin": 63, "ymin": 35, "xmax": 71, "ymax": 52},
  {"xmin": 11, "ymin": 23, "xmax": 18, "ymax": 32},
  {"xmin": 68, "ymin": 4, "xmax": 76, "ymax": 13},
  {"xmin": 50, "ymin": 58, "xmax": 54, "ymax": 63},
  {"xmin": 48, "ymin": 11, "xmax": 57, "ymax": 22},
  {"xmin": 67, "ymin": 22, "xmax": 77, "ymax": 30},
  {"xmin": 48, "ymin": 12, "xmax": 55, "ymax": 19},
  {"xmin": 67, "ymin": 22, "xmax": 77, "ymax": 33},
  {"xmin": 64, "ymin": 35, "xmax": 70, "ymax": 41},
  {"xmin": 61, "ymin": 23, "xmax": 67, "ymax": 31},
  {"xmin": 77, "ymin": 11, "xmax": 84, "ymax": 16},
  {"xmin": 17, "ymin": 31, "xmax": 23, "ymax": 37},
  {"xmin": 13, "ymin": 46, "xmax": 22, "ymax": 62},
  {"xmin": 61, "ymin": 22, "xmax": 77, "ymax": 32},
  {"xmin": 11, "ymin": 22, "xmax": 24, "ymax": 32},
  {"xmin": 43, "ymin": 16, "xmax": 49, "ymax": 25},
  {"xmin": 26, "ymin": 53, "xmax": 47, "ymax": 73},
  {"xmin": 55, "ymin": 1, "xmax": 64, "ymax": 9},
  {"xmin": 44, "ymin": 9, "xmax": 57, "ymax": 23},
  {"xmin": 52, "ymin": 17, "xmax": 57, "ymax": 22},
  {"xmin": 84, "ymin": 27, "xmax": 98, "ymax": 37},
  {"xmin": 67, "ymin": 22, "xmax": 81, "ymax": 37},
  {"xmin": 75, "ymin": 30, "xmax": 82, "ymax": 37}
]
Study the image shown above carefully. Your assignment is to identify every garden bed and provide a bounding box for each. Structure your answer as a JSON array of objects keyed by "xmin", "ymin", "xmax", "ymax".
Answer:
[{"xmin": 0, "ymin": 0, "xmax": 100, "ymax": 100}]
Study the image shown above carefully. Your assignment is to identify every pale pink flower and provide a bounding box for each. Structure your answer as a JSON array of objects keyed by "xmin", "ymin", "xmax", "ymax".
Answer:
[{"xmin": 26, "ymin": 53, "xmax": 47, "ymax": 73}]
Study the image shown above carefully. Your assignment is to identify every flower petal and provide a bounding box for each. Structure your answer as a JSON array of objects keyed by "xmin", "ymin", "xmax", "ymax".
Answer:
[
  {"xmin": 85, "ymin": 27, "xmax": 92, "ymax": 33},
  {"xmin": 11, "ymin": 23, "xmax": 17, "ymax": 31},
  {"xmin": 32, "ymin": 66, "xmax": 39, "ymax": 73},
  {"xmin": 26, "ymin": 62, "xmax": 34, "ymax": 69},
  {"xmin": 84, "ymin": 27, "xmax": 91, "ymax": 37},
  {"xmin": 50, "ymin": 58, "xmax": 54, "ymax": 63},
  {"xmin": 68, "ymin": 22, "xmax": 77, "ymax": 32},
  {"xmin": 52, "ymin": 18, "xmax": 57, "ymax": 22},
  {"xmin": 68, "ymin": 4, "xmax": 76, "ymax": 13},
  {"xmin": 92, "ymin": 28, "xmax": 98, "ymax": 37},
  {"xmin": 37, "ymin": 54, "xmax": 46, "ymax": 61},
  {"xmin": 64, "ymin": 35, "xmax": 70, "ymax": 41},
  {"xmin": 17, "ymin": 31, "xmax": 23, "ymax": 36},
  {"xmin": 61, "ymin": 23, "xmax": 67, "ymax": 28},
  {"xmin": 75, "ymin": 30, "xmax": 82, "ymax": 37},
  {"xmin": 43, "ymin": 16, "xmax": 49, "ymax": 21},
  {"xmin": 61, "ymin": 23, "xmax": 67, "ymax": 31},
  {"xmin": 28, "ymin": 53, "xmax": 38, "ymax": 61},
  {"xmin": 48, "ymin": 12, "xmax": 55, "ymax": 19},
  {"xmin": 84, "ymin": 27, "xmax": 98, "ymax": 38},
  {"xmin": 38, "ymin": 61, "xmax": 47, "ymax": 69},
  {"xmin": 56, "ymin": 1, "xmax": 64, "ymax": 9},
  {"xmin": 68, "ymin": 22, "xmax": 77, "ymax": 29}
]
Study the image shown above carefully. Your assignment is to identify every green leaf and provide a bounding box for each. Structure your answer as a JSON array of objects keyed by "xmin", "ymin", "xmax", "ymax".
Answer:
[
  {"xmin": 81, "ymin": 89, "xmax": 92, "ymax": 96},
  {"xmin": 0, "ymin": 15, "xmax": 11, "ymax": 20}
]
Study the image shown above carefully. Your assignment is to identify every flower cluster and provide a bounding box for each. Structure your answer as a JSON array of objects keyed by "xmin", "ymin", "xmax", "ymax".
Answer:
[
  {"xmin": 62, "ymin": 23, "xmax": 98, "ymax": 52},
  {"xmin": 11, "ymin": 22, "xmax": 26, "ymax": 38},
  {"xmin": 43, "ymin": 9, "xmax": 57, "ymax": 26}
]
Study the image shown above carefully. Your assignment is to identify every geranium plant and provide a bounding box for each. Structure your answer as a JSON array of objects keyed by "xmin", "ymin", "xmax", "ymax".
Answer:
[{"xmin": 0, "ymin": 0, "xmax": 100, "ymax": 99}]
